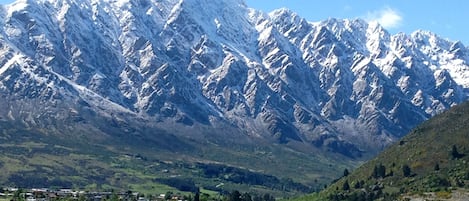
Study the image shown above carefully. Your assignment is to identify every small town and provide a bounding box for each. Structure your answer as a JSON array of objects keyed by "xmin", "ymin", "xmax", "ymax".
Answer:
[{"xmin": 0, "ymin": 187, "xmax": 190, "ymax": 201}]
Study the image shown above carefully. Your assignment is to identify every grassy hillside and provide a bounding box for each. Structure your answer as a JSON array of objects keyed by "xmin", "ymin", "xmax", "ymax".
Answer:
[
  {"xmin": 294, "ymin": 101, "xmax": 469, "ymax": 201},
  {"xmin": 0, "ymin": 113, "xmax": 358, "ymax": 198}
]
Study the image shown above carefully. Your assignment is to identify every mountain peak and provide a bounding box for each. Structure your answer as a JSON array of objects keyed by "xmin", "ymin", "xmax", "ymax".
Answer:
[
  {"xmin": 411, "ymin": 29, "xmax": 449, "ymax": 47},
  {"xmin": 5, "ymin": 0, "xmax": 32, "ymax": 13},
  {"xmin": 0, "ymin": 0, "xmax": 468, "ymax": 170},
  {"xmin": 269, "ymin": 7, "xmax": 298, "ymax": 18}
]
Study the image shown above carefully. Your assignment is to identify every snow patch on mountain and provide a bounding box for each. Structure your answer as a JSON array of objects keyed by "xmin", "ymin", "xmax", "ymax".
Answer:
[{"xmin": 0, "ymin": 0, "xmax": 468, "ymax": 155}]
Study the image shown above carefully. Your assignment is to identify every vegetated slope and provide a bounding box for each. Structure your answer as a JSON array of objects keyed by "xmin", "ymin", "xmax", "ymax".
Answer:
[
  {"xmin": 0, "ymin": 0, "xmax": 469, "ymax": 194},
  {"xmin": 298, "ymin": 101, "xmax": 469, "ymax": 201},
  {"xmin": 0, "ymin": 118, "xmax": 323, "ymax": 197}
]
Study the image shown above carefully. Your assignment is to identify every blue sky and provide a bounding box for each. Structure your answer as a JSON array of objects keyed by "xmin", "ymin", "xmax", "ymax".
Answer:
[
  {"xmin": 245, "ymin": 0, "xmax": 469, "ymax": 45},
  {"xmin": 0, "ymin": 0, "xmax": 468, "ymax": 44}
]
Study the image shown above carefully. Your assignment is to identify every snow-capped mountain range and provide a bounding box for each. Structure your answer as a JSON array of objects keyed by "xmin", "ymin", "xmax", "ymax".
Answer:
[{"xmin": 0, "ymin": 0, "xmax": 468, "ymax": 157}]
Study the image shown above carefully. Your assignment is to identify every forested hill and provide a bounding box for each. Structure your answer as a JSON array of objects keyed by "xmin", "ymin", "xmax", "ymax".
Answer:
[{"xmin": 296, "ymin": 101, "xmax": 469, "ymax": 201}]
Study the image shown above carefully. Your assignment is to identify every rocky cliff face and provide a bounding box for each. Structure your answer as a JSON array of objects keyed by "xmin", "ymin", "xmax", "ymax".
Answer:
[{"xmin": 0, "ymin": 0, "xmax": 468, "ymax": 157}]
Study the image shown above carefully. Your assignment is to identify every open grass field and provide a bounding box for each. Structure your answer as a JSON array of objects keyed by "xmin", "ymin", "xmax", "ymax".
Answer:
[{"xmin": 0, "ymin": 118, "xmax": 360, "ymax": 198}]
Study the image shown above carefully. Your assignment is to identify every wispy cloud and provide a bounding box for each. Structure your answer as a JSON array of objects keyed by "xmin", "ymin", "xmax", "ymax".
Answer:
[
  {"xmin": 365, "ymin": 7, "xmax": 403, "ymax": 29},
  {"xmin": 343, "ymin": 5, "xmax": 352, "ymax": 12}
]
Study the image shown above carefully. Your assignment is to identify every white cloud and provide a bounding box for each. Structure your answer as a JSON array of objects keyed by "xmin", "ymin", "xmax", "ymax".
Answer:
[
  {"xmin": 365, "ymin": 7, "xmax": 403, "ymax": 29},
  {"xmin": 343, "ymin": 5, "xmax": 352, "ymax": 12}
]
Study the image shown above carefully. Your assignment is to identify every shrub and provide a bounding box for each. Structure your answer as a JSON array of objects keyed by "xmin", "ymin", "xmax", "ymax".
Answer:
[{"xmin": 403, "ymin": 165, "xmax": 412, "ymax": 177}]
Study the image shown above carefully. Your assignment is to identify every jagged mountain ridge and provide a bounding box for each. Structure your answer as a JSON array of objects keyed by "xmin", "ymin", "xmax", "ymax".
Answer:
[{"xmin": 0, "ymin": 0, "xmax": 468, "ymax": 156}]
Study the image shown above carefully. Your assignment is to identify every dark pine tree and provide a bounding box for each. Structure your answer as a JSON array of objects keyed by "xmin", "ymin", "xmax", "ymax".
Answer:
[
  {"xmin": 262, "ymin": 193, "xmax": 275, "ymax": 201},
  {"xmin": 372, "ymin": 165, "xmax": 379, "ymax": 178},
  {"xmin": 343, "ymin": 168, "xmax": 350, "ymax": 177},
  {"xmin": 372, "ymin": 164, "xmax": 386, "ymax": 178},
  {"xmin": 377, "ymin": 164, "xmax": 386, "ymax": 178},
  {"xmin": 342, "ymin": 180, "xmax": 350, "ymax": 191},
  {"xmin": 241, "ymin": 193, "xmax": 252, "ymax": 201},
  {"xmin": 353, "ymin": 181, "xmax": 361, "ymax": 189},
  {"xmin": 229, "ymin": 191, "xmax": 242, "ymax": 201},
  {"xmin": 403, "ymin": 165, "xmax": 411, "ymax": 177},
  {"xmin": 451, "ymin": 145, "xmax": 464, "ymax": 159}
]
